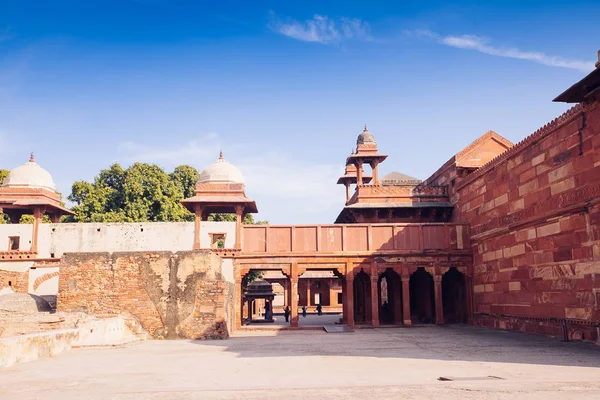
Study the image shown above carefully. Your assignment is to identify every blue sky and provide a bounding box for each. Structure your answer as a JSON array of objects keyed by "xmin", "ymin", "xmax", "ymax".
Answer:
[{"xmin": 0, "ymin": 0, "xmax": 598, "ymax": 223}]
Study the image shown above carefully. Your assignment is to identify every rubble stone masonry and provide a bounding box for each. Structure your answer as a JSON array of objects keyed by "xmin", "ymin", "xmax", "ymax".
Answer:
[
  {"xmin": 432, "ymin": 101, "xmax": 600, "ymax": 343},
  {"xmin": 57, "ymin": 251, "xmax": 234, "ymax": 339}
]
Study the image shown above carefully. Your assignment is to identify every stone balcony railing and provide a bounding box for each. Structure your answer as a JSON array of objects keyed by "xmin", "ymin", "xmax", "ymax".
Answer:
[{"xmin": 240, "ymin": 223, "xmax": 470, "ymax": 255}]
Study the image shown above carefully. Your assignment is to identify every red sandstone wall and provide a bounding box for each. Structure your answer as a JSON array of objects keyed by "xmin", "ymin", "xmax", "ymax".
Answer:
[
  {"xmin": 451, "ymin": 102, "xmax": 600, "ymax": 343},
  {"xmin": 57, "ymin": 251, "xmax": 233, "ymax": 339}
]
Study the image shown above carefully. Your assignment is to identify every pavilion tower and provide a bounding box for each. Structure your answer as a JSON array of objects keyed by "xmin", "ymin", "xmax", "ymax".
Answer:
[
  {"xmin": 345, "ymin": 125, "xmax": 388, "ymax": 186},
  {"xmin": 336, "ymin": 154, "xmax": 372, "ymax": 204},
  {"xmin": 0, "ymin": 154, "xmax": 74, "ymax": 256},
  {"xmin": 181, "ymin": 151, "xmax": 257, "ymax": 250}
]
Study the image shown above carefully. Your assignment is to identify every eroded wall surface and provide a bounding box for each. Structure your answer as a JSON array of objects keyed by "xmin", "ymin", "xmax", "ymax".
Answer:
[{"xmin": 57, "ymin": 251, "xmax": 234, "ymax": 339}]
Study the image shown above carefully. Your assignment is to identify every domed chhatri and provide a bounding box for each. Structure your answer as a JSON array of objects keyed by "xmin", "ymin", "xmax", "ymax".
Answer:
[
  {"xmin": 0, "ymin": 154, "xmax": 74, "ymax": 250},
  {"xmin": 180, "ymin": 151, "xmax": 257, "ymax": 250},
  {"xmin": 197, "ymin": 151, "xmax": 245, "ymax": 185},
  {"xmin": 1, "ymin": 153, "xmax": 56, "ymax": 191},
  {"xmin": 356, "ymin": 124, "xmax": 376, "ymax": 145}
]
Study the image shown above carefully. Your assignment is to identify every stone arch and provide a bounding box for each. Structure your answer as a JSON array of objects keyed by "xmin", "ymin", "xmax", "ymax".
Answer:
[
  {"xmin": 33, "ymin": 271, "xmax": 59, "ymax": 292},
  {"xmin": 442, "ymin": 267, "xmax": 467, "ymax": 324},
  {"xmin": 409, "ymin": 267, "xmax": 435, "ymax": 324},
  {"xmin": 353, "ymin": 270, "xmax": 371, "ymax": 324},
  {"xmin": 378, "ymin": 268, "xmax": 402, "ymax": 325}
]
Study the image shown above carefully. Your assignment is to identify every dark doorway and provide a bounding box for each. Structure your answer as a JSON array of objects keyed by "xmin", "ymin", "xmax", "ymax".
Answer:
[
  {"xmin": 353, "ymin": 270, "xmax": 371, "ymax": 324},
  {"xmin": 442, "ymin": 267, "xmax": 467, "ymax": 323},
  {"xmin": 378, "ymin": 269, "xmax": 402, "ymax": 325},
  {"xmin": 310, "ymin": 280, "xmax": 330, "ymax": 306},
  {"xmin": 409, "ymin": 268, "xmax": 435, "ymax": 324}
]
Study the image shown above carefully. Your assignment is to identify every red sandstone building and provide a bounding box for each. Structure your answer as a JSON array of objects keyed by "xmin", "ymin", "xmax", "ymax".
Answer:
[{"xmin": 1, "ymin": 51, "xmax": 600, "ymax": 343}]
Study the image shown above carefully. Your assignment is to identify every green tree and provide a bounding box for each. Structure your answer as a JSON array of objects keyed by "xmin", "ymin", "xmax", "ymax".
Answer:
[
  {"xmin": 69, "ymin": 163, "xmax": 197, "ymax": 222},
  {"xmin": 207, "ymin": 213, "xmax": 269, "ymax": 225}
]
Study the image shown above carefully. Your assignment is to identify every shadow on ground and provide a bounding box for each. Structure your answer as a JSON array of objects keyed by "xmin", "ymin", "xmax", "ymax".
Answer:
[{"xmin": 192, "ymin": 325, "xmax": 600, "ymax": 368}]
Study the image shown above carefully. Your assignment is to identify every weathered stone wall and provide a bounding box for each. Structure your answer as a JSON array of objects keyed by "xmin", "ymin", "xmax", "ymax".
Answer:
[
  {"xmin": 57, "ymin": 251, "xmax": 233, "ymax": 339},
  {"xmin": 447, "ymin": 101, "xmax": 600, "ymax": 343}
]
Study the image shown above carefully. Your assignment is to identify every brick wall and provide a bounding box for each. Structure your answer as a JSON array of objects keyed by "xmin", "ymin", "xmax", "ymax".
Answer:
[
  {"xmin": 57, "ymin": 251, "xmax": 233, "ymax": 339},
  {"xmin": 0, "ymin": 269, "xmax": 28, "ymax": 292},
  {"xmin": 448, "ymin": 101, "xmax": 600, "ymax": 343}
]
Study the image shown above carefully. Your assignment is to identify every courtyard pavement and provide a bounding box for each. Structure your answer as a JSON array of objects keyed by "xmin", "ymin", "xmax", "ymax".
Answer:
[{"xmin": 1, "ymin": 325, "xmax": 600, "ymax": 399}]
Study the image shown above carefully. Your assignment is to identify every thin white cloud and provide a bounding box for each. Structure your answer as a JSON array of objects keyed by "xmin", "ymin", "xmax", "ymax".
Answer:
[
  {"xmin": 410, "ymin": 29, "xmax": 595, "ymax": 72},
  {"xmin": 117, "ymin": 135, "xmax": 346, "ymax": 223},
  {"xmin": 268, "ymin": 13, "xmax": 371, "ymax": 44}
]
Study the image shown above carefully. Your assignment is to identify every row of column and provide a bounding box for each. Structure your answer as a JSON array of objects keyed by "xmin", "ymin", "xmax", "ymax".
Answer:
[{"xmin": 235, "ymin": 265, "xmax": 471, "ymax": 329}]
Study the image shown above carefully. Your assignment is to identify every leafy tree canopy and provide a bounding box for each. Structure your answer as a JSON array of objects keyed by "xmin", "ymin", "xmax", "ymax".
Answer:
[{"xmin": 68, "ymin": 163, "xmax": 269, "ymax": 225}]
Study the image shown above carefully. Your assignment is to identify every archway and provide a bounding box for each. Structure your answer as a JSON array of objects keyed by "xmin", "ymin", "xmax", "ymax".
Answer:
[
  {"xmin": 378, "ymin": 269, "xmax": 402, "ymax": 325},
  {"xmin": 442, "ymin": 267, "xmax": 467, "ymax": 323},
  {"xmin": 409, "ymin": 267, "xmax": 435, "ymax": 324},
  {"xmin": 309, "ymin": 280, "xmax": 330, "ymax": 307},
  {"xmin": 353, "ymin": 270, "xmax": 371, "ymax": 324}
]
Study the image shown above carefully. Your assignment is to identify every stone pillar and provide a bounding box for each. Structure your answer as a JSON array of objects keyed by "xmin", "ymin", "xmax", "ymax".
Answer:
[
  {"xmin": 394, "ymin": 275, "xmax": 403, "ymax": 325},
  {"xmin": 346, "ymin": 273, "xmax": 355, "ymax": 328},
  {"xmin": 356, "ymin": 161, "xmax": 363, "ymax": 185},
  {"xmin": 434, "ymin": 275, "xmax": 444, "ymax": 325},
  {"xmin": 465, "ymin": 274, "xmax": 474, "ymax": 323},
  {"xmin": 341, "ymin": 278, "xmax": 347, "ymax": 323},
  {"xmin": 371, "ymin": 161, "xmax": 379, "ymax": 185},
  {"xmin": 345, "ymin": 182, "xmax": 351, "ymax": 203},
  {"xmin": 234, "ymin": 205, "xmax": 243, "ymax": 249},
  {"xmin": 306, "ymin": 280, "xmax": 311, "ymax": 307},
  {"xmin": 290, "ymin": 268, "xmax": 299, "ymax": 327},
  {"xmin": 31, "ymin": 206, "xmax": 44, "ymax": 253},
  {"xmin": 402, "ymin": 274, "xmax": 412, "ymax": 325},
  {"xmin": 235, "ymin": 272, "xmax": 242, "ymax": 329},
  {"xmin": 194, "ymin": 205, "xmax": 202, "ymax": 250},
  {"xmin": 370, "ymin": 266, "xmax": 379, "ymax": 327}
]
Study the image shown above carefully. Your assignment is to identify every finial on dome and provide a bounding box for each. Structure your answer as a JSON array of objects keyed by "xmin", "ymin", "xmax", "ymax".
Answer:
[
  {"xmin": 364, "ymin": 124, "xmax": 368, "ymax": 131},
  {"xmin": 29, "ymin": 153, "xmax": 35, "ymax": 162},
  {"xmin": 219, "ymin": 150, "xmax": 223, "ymax": 160}
]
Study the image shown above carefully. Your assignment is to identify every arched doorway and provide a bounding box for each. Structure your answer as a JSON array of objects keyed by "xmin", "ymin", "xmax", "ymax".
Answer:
[
  {"xmin": 310, "ymin": 280, "xmax": 330, "ymax": 306},
  {"xmin": 442, "ymin": 267, "xmax": 467, "ymax": 323},
  {"xmin": 409, "ymin": 268, "xmax": 435, "ymax": 324},
  {"xmin": 378, "ymin": 269, "xmax": 402, "ymax": 325},
  {"xmin": 353, "ymin": 270, "xmax": 371, "ymax": 324}
]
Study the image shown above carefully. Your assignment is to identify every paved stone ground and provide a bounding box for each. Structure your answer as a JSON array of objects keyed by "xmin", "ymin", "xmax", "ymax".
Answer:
[{"xmin": 1, "ymin": 325, "xmax": 600, "ymax": 400}]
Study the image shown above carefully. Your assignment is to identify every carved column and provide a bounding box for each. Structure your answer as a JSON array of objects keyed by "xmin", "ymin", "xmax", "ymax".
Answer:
[
  {"xmin": 370, "ymin": 262, "xmax": 379, "ymax": 327},
  {"xmin": 290, "ymin": 265, "xmax": 299, "ymax": 327},
  {"xmin": 345, "ymin": 182, "xmax": 351, "ymax": 203},
  {"xmin": 371, "ymin": 161, "xmax": 379, "ymax": 185},
  {"xmin": 434, "ymin": 275, "xmax": 444, "ymax": 325},
  {"xmin": 234, "ymin": 265, "xmax": 243, "ymax": 329},
  {"xmin": 346, "ymin": 272, "xmax": 355, "ymax": 327},
  {"xmin": 194, "ymin": 205, "xmax": 202, "ymax": 250},
  {"xmin": 402, "ymin": 273, "xmax": 412, "ymax": 325},
  {"xmin": 234, "ymin": 205, "xmax": 243, "ymax": 250},
  {"xmin": 31, "ymin": 206, "xmax": 44, "ymax": 253},
  {"xmin": 394, "ymin": 275, "xmax": 403, "ymax": 325},
  {"xmin": 306, "ymin": 280, "xmax": 311, "ymax": 307},
  {"xmin": 355, "ymin": 161, "xmax": 363, "ymax": 185}
]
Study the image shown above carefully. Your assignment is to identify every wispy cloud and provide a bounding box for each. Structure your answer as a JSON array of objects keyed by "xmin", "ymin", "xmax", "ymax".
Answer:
[
  {"xmin": 117, "ymin": 134, "xmax": 345, "ymax": 223},
  {"xmin": 268, "ymin": 13, "xmax": 371, "ymax": 44},
  {"xmin": 409, "ymin": 29, "xmax": 595, "ymax": 72}
]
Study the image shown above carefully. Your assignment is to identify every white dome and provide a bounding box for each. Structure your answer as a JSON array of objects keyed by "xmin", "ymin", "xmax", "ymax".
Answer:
[
  {"xmin": 2, "ymin": 155, "xmax": 56, "ymax": 191},
  {"xmin": 198, "ymin": 152, "xmax": 245, "ymax": 184}
]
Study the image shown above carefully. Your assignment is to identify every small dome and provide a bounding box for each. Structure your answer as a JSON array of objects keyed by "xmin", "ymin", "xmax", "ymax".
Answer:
[
  {"xmin": 2, "ymin": 154, "xmax": 56, "ymax": 191},
  {"xmin": 357, "ymin": 125, "xmax": 376, "ymax": 145},
  {"xmin": 198, "ymin": 152, "xmax": 245, "ymax": 184}
]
